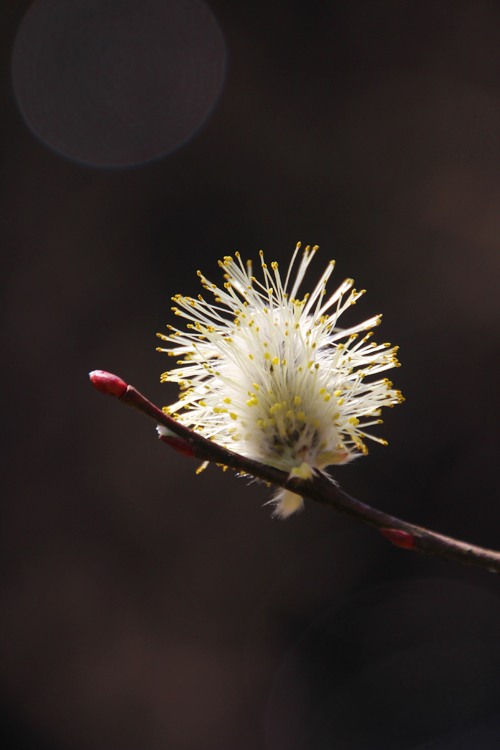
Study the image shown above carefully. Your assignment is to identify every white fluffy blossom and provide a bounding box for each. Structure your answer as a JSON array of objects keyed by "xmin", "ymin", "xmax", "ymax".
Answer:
[{"xmin": 157, "ymin": 244, "xmax": 403, "ymax": 517}]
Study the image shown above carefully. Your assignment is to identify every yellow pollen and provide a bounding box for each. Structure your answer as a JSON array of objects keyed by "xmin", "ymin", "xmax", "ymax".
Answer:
[
  {"xmin": 230, "ymin": 413, "xmax": 238, "ymax": 420},
  {"xmin": 323, "ymin": 394, "xmax": 331, "ymax": 402},
  {"xmin": 272, "ymin": 356, "xmax": 279, "ymax": 365},
  {"xmin": 223, "ymin": 397, "xmax": 231, "ymax": 404},
  {"xmin": 294, "ymin": 396, "xmax": 302, "ymax": 405}
]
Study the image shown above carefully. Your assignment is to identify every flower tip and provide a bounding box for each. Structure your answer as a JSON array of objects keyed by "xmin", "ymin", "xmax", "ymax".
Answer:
[
  {"xmin": 89, "ymin": 370, "xmax": 128, "ymax": 398},
  {"xmin": 270, "ymin": 489, "xmax": 305, "ymax": 519},
  {"xmin": 379, "ymin": 528, "xmax": 416, "ymax": 550}
]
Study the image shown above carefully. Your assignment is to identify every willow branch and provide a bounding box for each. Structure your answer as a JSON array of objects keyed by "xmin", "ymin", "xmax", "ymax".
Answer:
[{"xmin": 90, "ymin": 370, "xmax": 500, "ymax": 575}]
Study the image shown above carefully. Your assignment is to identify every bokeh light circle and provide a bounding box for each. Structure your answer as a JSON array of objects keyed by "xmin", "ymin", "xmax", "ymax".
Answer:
[{"xmin": 12, "ymin": 0, "xmax": 226, "ymax": 166}]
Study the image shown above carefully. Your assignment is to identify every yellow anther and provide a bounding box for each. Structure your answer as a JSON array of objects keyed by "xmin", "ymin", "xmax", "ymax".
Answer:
[
  {"xmin": 323, "ymin": 394, "xmax": 331, "ymax": 402},
  {"xmin": 223, "ymin": 397, "xmax": 231, "ymax": 404},
  {"xmin": 297, "ymin": 411, "xmax": 306, "ymax": 421},
  {"xmin": 272, "ymin": 357, "xmax": 279, "ymax": 365},
  {"xmin": 252, "ymin": 383, "xmax": 260, "ymax": 391},
  {"xmin": 196, "ymin": 461, "xmax": 209, "ymax": 475},
  {"xmin": 230, "ymin": 413, "xmax": 238, "ymax": 420},
  {"xmin": 294, "ymin": 396, "xmax": 302, "ymax": 405},
  {"xmin": 319, "ymin": 388, "xmax": 326, "ymax": 395}
]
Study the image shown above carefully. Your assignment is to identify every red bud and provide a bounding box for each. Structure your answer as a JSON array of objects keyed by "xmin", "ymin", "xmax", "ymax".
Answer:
[
  {"xmin": 159, "ymin": 434, "xmax": 195, "ymax": 458},
  {"xmin": 89, "ymin": 370, "xmax": 128, "ymax": 398},
  {"xmin": 379, "ymin": 528, "xmax": 416, "ymax": 550}
]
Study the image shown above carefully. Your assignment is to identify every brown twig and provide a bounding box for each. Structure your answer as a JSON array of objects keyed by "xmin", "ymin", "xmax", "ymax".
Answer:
[{"xmin": 90, "ymin": 370, "xmax": 500, "ymax": 575}]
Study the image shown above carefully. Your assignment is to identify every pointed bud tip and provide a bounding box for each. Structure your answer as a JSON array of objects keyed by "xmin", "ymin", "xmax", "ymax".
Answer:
[
  {"xmin": 158, "ymin": 434, "xmax": 195, "ymax": 458},
  {"xmin": 89, "ymin": 370, "xmax": 128, "ymax": 398},
  {"xmin": 379, "ymin": 528, "xmax": 416, "ymax": 550}
]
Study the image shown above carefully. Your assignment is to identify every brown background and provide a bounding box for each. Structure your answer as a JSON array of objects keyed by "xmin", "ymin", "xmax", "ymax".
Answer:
[{"xmin": 2, "ymin": 1, "xmax": 500, "ymax": 748}]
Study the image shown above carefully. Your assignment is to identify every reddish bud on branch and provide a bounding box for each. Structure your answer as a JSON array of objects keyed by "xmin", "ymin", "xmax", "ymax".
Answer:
[
  {"xmin": 89, "ymin": 370, "xmax": 128, "ymax": 398},
  {"xmin": 89, "ymin": 370, "xmax": 500, "ymax": 574},
  {"xmin": 159, "ymin": 434, "xmax": 195, "ymax": 458},
  {"xmin": 379, "ymin": 528, "xmax": 417, "ymax": 550}
]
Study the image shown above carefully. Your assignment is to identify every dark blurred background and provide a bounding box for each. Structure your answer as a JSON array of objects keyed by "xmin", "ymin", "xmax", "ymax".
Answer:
[{"xmin": 2, "ymin": 1, "xmax": 500, "ymax": 748}]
